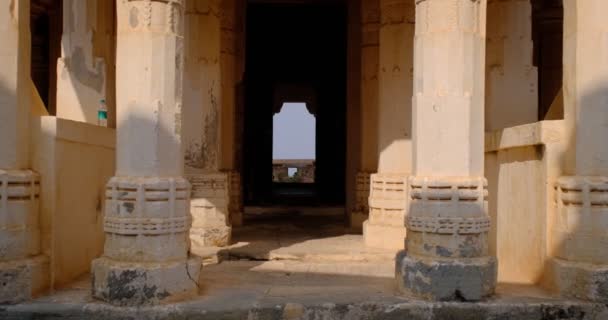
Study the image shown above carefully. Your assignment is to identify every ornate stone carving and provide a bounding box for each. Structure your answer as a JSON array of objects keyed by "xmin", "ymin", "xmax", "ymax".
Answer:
[
  {"xmin": 104, "ymin": 176, "xmax": 191, "ymax": 236},
  {"xmin": 187, "ymin": 172, "xmax": 233, "ymax": 247},
  {"xmin": 93, "ymin": 176, "xmax": 200, "ymax": 305},
  {"xmin": 406, "ymin": 216, "xmax": 490, "ymax": 234},
  {"xmin": 354, "ymin": 172, "xmax": 372, "ymax": 214},
  {"xmin": 406, "ymin": 177, "xmax": 489, "ymax": 234},
  {"xmin": 556, "ymin": 176, "xmax": 608, "ymax": 209},
  {"xmin": 0, "ymin": 170, "xmax": 41, "ymax": 260},
  {"xmin": 363, "ymin": 173, "xmax": 408, "ymax": 249},
  {"xmin": 551, "ymin": 176, "xmax": 608, "ymax": 302},
  {"xmin": 369, "ymin": 173, "xmax": 408, "ymax": 225},
  {"xmin": 126, "ymin": 0, "xmax": 184, "ymax": 32},
  {"xmin": 0, "ymin": 170, "xmax": 48, "ymax": 304}
]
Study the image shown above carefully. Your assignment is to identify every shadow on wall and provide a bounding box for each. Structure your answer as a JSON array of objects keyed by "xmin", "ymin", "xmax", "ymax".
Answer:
[
  {"xmin": 544, "ymin": 83, "xmax": 608, "ymax": 287},
  {"xmin": 375, "ymin": 2, "xmax": 414, "ymax": 174}
]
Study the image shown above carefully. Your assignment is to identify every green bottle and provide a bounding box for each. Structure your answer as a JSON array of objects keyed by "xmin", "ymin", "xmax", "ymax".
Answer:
[{"xmin": 98, "ymin": 99, "xmax": 108, "ymax": 127}]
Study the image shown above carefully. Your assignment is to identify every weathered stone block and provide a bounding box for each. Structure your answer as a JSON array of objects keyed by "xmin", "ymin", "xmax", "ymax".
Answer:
[
  {"xmin": 92, "ymin": 256, "xmax": 201, "ymax": 306},
  {"xmin": 190, "ymin": 224, "xmax": 232, "ymax": 247},
  {"xmin": 363, "ymin": 173, "xmax": 408, "ymax": 250},
  {"xmin": 396, "ymin": 251, "xmax": 497, "ymax": 301},
  {"xmin": 551, "ymin": 258, "xmax": 608, "ymax": 303},
  {"xmin": 0, "ymin": 255, "xmax": 48, "ymax": 304}
]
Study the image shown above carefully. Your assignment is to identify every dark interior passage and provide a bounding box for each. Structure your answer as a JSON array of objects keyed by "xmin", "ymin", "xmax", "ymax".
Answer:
[
  {"xmin": 532, "ymin": 0, "xmax": 564, "ymax": 120},
  {"xmin": 243, "ymin": 1, "xmax": 348, "ymax": 207},
  {"xmin": 30, "ymin": 0, "xmax": 63, "ymax": 114}
]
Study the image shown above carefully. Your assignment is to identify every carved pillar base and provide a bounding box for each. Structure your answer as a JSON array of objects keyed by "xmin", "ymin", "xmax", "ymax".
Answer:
[
  {"xmin": 363, "ymin": 173, "xmax": 408, "ymax": 249},
  {"xmin": 187, "ymin": 172, "xmax": 233, "ymax": 248},
  {"xmin": 350, "ymin": 172, "xmax": 372, "ymax": 230},
  {"xmin": 396, "ymin": 177, "xmax": 497, "ymax": 301},
  {"xmin": 550, "ymin": 176, "xmax": 608, "ymax": 302},
  {"xmin": 92, "ymin": 177, "xmax": 201, "ymax": 306},
  {"xmin": 396, "ymin": 253, "xmax": 496, "ymax": 301},
  {"xmin": 92, "ymin": 257, "xmax": 201, "ymax": 306},
  {"xmin": 0, "ymin": 170, "xmax": 48, "ymax": 304}
]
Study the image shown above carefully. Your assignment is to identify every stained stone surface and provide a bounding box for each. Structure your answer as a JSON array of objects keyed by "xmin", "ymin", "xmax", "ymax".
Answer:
[
  {"xmin": 551, "ymin": 258, "xmax": 608, "ymax": 304},
  {"xmin": 2, "ymin": 261, "xmax": 608, "ymax": 319},
  {"xmin": 396, "ymin": 250, "xmax": 497, "ymax": 301},
  {"xmin": 0, "ymin": 256, "xmax": 48, "ymax": 304},
  {"xmin": 91, "ymin": 257, "xmax": 202, "ymax": 306}
]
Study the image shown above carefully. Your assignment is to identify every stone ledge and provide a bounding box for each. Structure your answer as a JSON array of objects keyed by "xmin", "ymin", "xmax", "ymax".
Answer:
[
  {"xmin": 2, "ymin": 293, "xmax": 607, "ymax": 320},
  {"xmin": 485, "ymin": 120, "xmax": 565, "ymax": 152}
]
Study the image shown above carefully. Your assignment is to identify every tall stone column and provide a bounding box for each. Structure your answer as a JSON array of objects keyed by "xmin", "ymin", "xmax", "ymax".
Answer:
[
  {"xmin": 396, "ymin": 0, "xmax": 497, "ymax": 301},
  {"xmin": 551, "ymin": 0, "xmax": 608, "ymax": 303},
  {"xmin": 0, "ymin": 0, "xmax": 48, "ymax": 304},
  {"xmin": 363, "ymin": 0, "xmax": 414, "ymax": 250},
  {"xmin": 91, "ymin": 0, "xmax": 201, "ymax": 306},
  {"xmin": 351, "ymin": 0, "xmax": 379, "ymax": 229},
  {"xmin": 182, "ymin": 0, "xmax": 242, "ymax": 248}
]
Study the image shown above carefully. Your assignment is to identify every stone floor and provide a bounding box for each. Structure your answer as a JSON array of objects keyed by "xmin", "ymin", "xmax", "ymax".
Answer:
[
  {"xmin": 194, "ymin": 208, "xmax": 394, "ymax": 272},
  {"xmin": 2, "ymin": 210, "xmax": 607, "ymax": 319}
]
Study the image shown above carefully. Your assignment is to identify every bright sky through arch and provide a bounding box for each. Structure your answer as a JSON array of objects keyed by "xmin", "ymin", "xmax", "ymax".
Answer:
[{"xmin": 273, "ymin": 103, "xmax": 316, "ymax": 160}]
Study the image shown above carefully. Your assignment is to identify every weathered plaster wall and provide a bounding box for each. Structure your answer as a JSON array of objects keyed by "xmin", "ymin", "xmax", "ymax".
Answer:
[
  {"xmin": 183, "ymin": 0, "xmax": 243, "ymax": 174},
  {"xmin": 183, "ymin": 0, "xmax": 222, "ymax": 173},
  {"xmin": 485, "ymin": 120, "xmax": 566, "ymax": 284},
  {"xmin": 56, "ymin": 0, "xmax": 116, "ymax": 127},
  {"xmin": 485, "ymin": 0, "xmax": 538, "ymax": 131},
  {"xmin": 31, "ymin": 116, "xmax": 115, "ymax": 288},
  {"xmin": 219, "ymin": 0, "xmax": 243, "ymax": 172}
]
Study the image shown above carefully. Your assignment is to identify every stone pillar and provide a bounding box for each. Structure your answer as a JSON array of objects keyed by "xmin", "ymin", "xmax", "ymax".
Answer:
[
  {"xmin": 396, "ymin": 0, "xmax": 497, "ymax": 301},
  {"xmin": 351, "ymin": 0, "xmax": 379, "ymax": 229},
  {"xmin": 91, "ymin": 0, "xmax": 201, "ymax": 306},
  {"xmin": 182, "ymin": 0, "xmax": 241, "ymax": 246},
  {"xmin": 0, "ymin": 0, "xmax": 49, "ymax": 304},
  {"xmin": 550, "ymin": 0, "xmax": 608, "ymax": 303},
  {"xmin": 363, "ymin": 0, "xmax": 414, "ymax": 250},
  {"xmin": 485, "ymin": 0, "xmax": 538, "ymax": 130}
]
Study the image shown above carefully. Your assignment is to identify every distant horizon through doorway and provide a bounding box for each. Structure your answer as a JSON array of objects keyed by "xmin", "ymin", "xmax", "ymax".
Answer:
[{"xmin": 272, "ymin": 102, "xmax": 316, "ymax": 184}]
